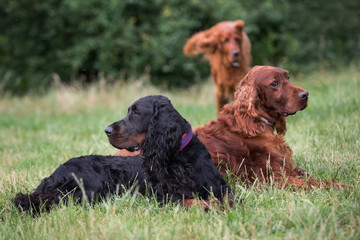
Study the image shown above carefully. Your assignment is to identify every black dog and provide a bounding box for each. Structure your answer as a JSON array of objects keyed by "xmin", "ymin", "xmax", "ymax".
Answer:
[{"xmin": 13, "ymin": 95, "xmax": 233, "ymax": 213}]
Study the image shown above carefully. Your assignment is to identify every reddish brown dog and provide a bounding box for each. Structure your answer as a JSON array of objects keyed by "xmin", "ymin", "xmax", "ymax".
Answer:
[
  {"xmin": 195, "ymin": 66, "xmax": 349, "ymax": 189},
  {"xmin": 184, "ymin": 20, "xmax": 252, "ymax": 114}
]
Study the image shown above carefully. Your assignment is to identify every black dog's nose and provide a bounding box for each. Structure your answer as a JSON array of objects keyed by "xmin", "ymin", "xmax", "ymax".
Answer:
[
  {"xmin": 104, "ymin": 126, "xmax": 114, "ymax": 136},
  {"xmin": 298, "ymin": 91, "xmax": 309, "ymax": 100},
  {"xmin": 232, "ymin": 50, "xmax": 239, "ymax": 57}
]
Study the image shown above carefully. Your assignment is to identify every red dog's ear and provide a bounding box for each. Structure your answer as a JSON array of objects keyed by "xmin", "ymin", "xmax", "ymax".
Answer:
[
  {"xmin": 197, "ymin": 35, "xmax": 218, "ymax": 53},
  {"xmin": 232, "ymin": 69, "xmax": 267, "ymax": 137},
  {"xmin": 233, "ymin": 68, "xmax": 259, "ymax": 117},
  {"xmin": 233, "ymin": 84, "xmax": 266, "ymax": 137},
  {"xmin": 233, "ymin": 82, "xmax": 258, "ymax": 117},
  {"xmin": 183, "ymin": 28, "xmax": 218, "ymax": 56},
  {"xmin": 234, "ymin": 20, "xmax": 244, "ymax": 32}
]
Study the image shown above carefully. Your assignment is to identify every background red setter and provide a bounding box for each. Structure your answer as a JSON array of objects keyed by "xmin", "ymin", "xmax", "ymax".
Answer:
[{"xmin": 184, "ymin": 20, "xmax": 252, "ymax": 114}]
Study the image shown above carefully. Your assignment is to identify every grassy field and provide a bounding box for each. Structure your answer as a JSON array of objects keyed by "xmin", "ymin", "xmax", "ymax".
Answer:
[{"xmin": 0, "ymin": 67, "xmax": 359, "ymax": 239}]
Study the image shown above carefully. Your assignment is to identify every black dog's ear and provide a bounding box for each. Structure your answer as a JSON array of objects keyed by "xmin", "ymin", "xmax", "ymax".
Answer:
[{"xmin": 141, "ymin": 100, "xmax": 183, "ymax": 170}]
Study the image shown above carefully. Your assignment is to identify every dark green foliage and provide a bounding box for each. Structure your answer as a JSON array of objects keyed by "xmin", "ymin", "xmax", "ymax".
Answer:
[
  {"xmin": 0, "ymin": 0, "xmax": 359, "ymax": 93},
  {"xmin": 244, "ymin": 0, "xmax": 360, "ymax": 72}
]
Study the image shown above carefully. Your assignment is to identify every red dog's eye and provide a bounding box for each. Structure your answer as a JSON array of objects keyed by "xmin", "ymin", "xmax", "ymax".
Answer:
[
  {"xmin": 223, "ymin": 39, "xmax": 229, "ymax": 44},
  {"xmin": 270, "ymin": 81, "xmax": 279, "ymax": 87}
]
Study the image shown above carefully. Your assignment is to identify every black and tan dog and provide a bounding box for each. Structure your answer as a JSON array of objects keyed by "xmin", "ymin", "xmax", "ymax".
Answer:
[{"xmin": 13, "ymin": 95, "xmax": 233, "ymax": 213}]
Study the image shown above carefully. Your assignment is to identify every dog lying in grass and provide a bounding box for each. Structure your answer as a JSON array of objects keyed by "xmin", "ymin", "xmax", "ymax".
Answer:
[
  {"xmin": 195, "ymin": 66, "xmax": 351, "ymax": 189},
  {"xmin": 13, "ymin": 95, "xmax": 233, "ymax": 214}
]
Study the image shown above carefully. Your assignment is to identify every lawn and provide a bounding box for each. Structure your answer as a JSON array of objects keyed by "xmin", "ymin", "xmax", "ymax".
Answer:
[{"xmin": 0, "ymin": 67, "xmax": 359, "ymax": 239}]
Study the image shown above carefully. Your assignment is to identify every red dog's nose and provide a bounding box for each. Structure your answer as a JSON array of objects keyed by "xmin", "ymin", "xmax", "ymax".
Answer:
[
  {"xmin": 232, "ymin": 50, "xmax": 239, "ymax": 57},
  {"xmin": 298, "ymin": 91, "xmax": 309, "ymax": 100}
]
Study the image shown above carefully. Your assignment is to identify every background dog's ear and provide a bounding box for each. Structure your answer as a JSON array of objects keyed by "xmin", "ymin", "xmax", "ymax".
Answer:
[
  {"xmin": 197, "ymin": 34, "xmax": 218, "ymax": 53},
  {"xmin": 141, "ymin": 100, "xmax": 183, "ymax": 171},
  {"xmin": 232, "ymin": 70, "xmax": 266, "ymax": 137},
  {"xmin": 183, "ymin": 29, "xmax": 218, "ymax": 56},
  {"xmin": 234, "ymin": 20, "xmax": 244, "ymax": 32}
]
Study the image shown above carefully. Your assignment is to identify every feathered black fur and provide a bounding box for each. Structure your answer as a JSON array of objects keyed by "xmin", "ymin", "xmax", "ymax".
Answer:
[
  {"xmin": 13, "ymin": 156, "xmax": 147, "ymax": 213},
  {"xmin": 13, "ymin": 95, "xmax": 233, "ymax": 213}
]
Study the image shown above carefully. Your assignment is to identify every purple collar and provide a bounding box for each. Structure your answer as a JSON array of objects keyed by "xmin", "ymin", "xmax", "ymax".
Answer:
[{"xmin": 179, "ymin": 123, "xmax": 193, "ymax": 151}]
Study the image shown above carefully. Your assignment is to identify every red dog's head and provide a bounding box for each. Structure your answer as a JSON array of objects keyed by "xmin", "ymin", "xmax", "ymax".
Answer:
[
  {"xmin": 184, "ymin": 20, "xmax": 248, "ymax": 68},
  {"xmin": 214, "ymin": 20, "xmax": 245, "ymax": 67},
  {"xmin": 230, "ymin": 66, "xmax": 308, "ymax": 135}
]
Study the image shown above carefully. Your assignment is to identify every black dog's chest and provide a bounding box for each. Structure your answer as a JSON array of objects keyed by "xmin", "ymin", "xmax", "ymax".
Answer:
[{"xmin": 146, "ymin": 163, "xmax": 199, "ymax": 198}]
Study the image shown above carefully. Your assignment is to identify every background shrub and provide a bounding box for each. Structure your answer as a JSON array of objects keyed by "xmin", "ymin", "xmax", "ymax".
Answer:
[{"xmin": 0, "ymin": 0, "xmax": 359, "ymax": 93}]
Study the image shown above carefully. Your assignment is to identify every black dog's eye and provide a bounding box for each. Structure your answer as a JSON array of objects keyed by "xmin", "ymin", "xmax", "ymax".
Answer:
[
  {"xmin": 131, "ymin": 105, "xmax": 140, "ymax": 115},
  {"xmin": 270, "ymin": 81, "xmax": 279, "ymax": 87}
]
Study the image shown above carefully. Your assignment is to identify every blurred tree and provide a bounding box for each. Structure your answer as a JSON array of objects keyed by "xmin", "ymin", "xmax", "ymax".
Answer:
[{"xmin": 0, "ymin": 0, "xmax": 358, "ymax": 93}]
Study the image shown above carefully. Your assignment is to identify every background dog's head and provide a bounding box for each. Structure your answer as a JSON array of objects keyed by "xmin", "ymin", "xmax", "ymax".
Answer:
[
  {"xmin": 215, "ymin": 20, "xmax": 245, "ymax": 67},
  {"xmin": 184, "ymin": 20, "xmax": 247, "ymax": 67}
]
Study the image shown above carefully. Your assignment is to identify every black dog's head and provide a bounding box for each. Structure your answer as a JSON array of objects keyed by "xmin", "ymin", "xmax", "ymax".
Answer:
[
  {"xmin": 105, "ymin": 95, "xmax": 190, "ymax": 158},
  {"xmin": 106, "ymin": 95, "xmax": 233, "ymax": 205}
]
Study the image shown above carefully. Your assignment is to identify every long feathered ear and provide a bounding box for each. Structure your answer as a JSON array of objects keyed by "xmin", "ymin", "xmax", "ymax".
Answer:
[
  {"xmin": 234, "ymin": 20, "xmax": 244, "ymax": 32},
  {"xmin": 183, "ymin": 29, "xmax": 218, "ymax": 56},
  {"xmin": 141, "ymin": 100, "xmax": 183, "ymax": 172},
  {"xmin": 232, "ymin": 69, "xmax": 266, "ymax": 137}
]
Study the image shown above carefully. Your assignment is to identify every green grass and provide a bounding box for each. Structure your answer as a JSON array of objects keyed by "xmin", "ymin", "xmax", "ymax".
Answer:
[{"xmin": 0, "ymin": 67, "xmax": 359, "ymax": 239}]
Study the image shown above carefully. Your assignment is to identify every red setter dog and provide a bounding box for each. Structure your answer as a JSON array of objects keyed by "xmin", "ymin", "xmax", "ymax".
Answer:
[
  {"xmin": 184, "ymin": 20, "xmax": 252, "ymax": 114},
  {"xmin": 195, "ymin": 66, "xmax": 348, "ymax": 189}
]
